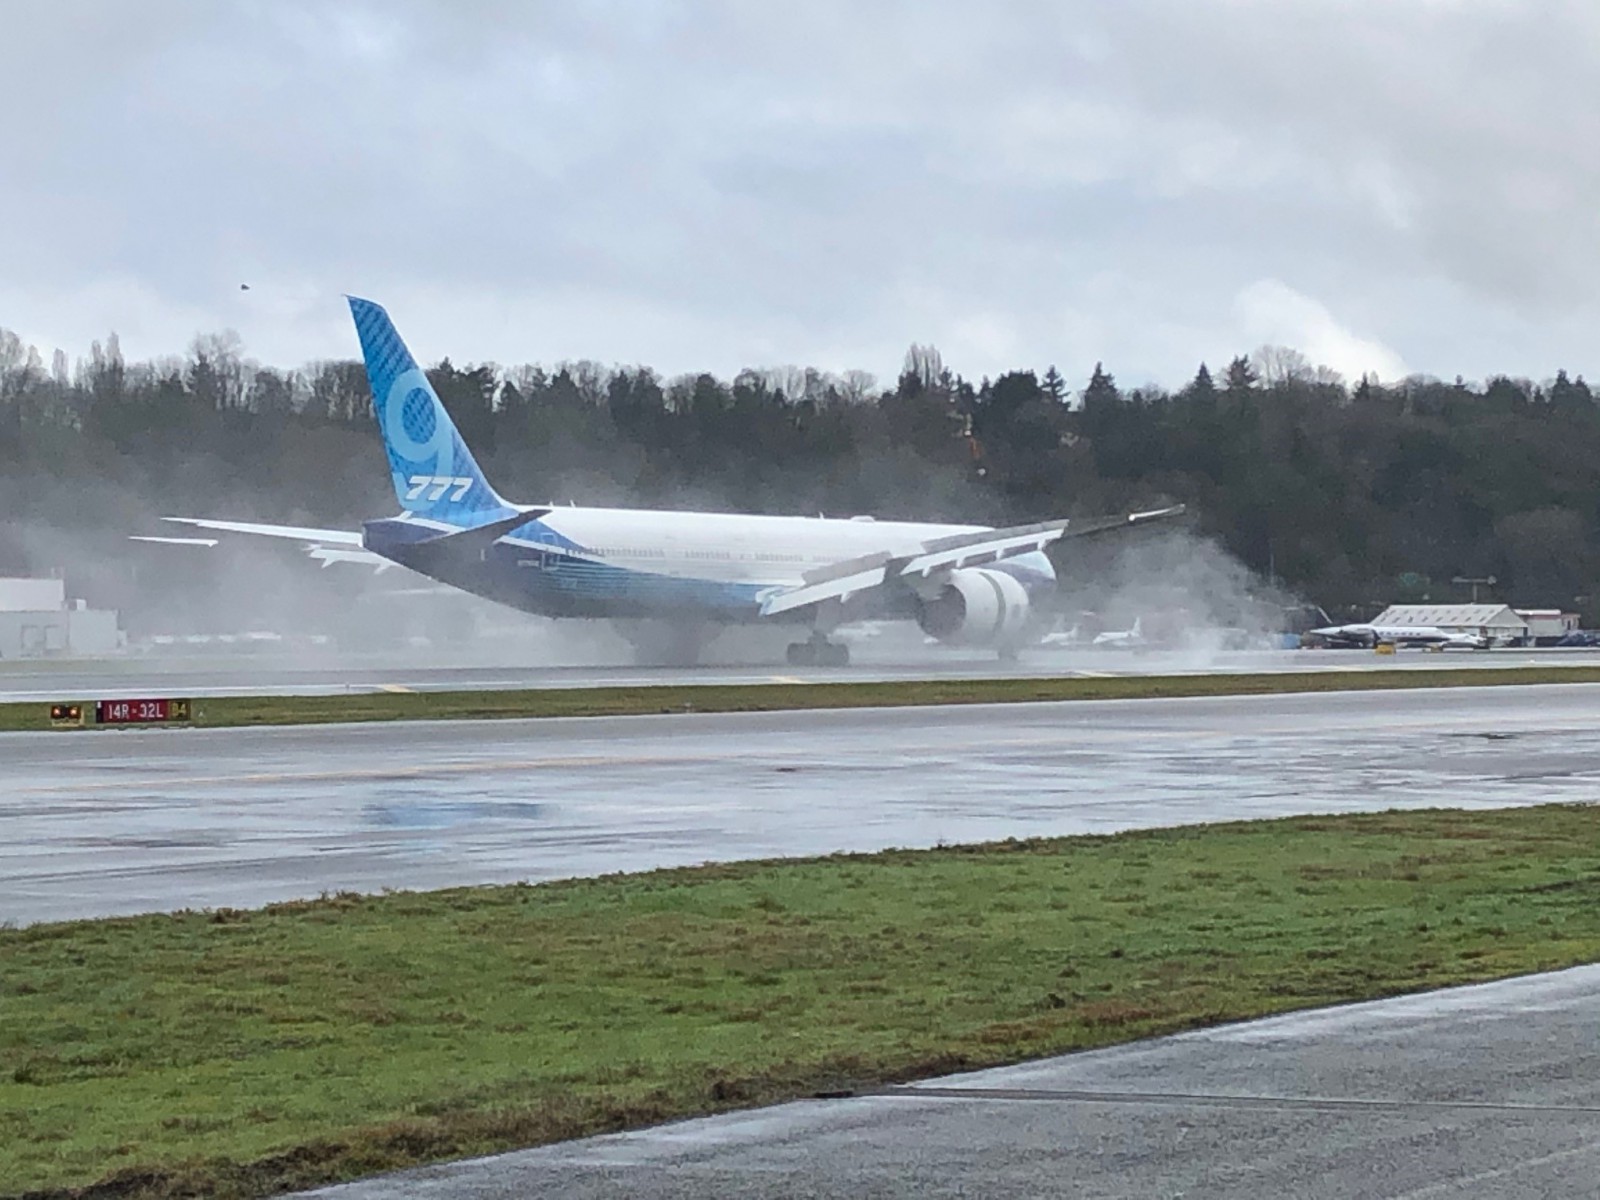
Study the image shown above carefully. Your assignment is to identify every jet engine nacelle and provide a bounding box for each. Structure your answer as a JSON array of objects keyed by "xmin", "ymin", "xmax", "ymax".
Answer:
[{"xmin": 917, "ymin": 567, "xmax": 1032, "ymax": 647}]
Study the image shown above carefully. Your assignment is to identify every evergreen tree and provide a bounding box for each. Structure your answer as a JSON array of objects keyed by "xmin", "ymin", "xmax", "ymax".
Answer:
[
  {"xmin": 1041, "ymin": 365, "xmax": 1066, "ymax": 403},
  {"xmin": 1222, "ymin": 355, "xmax": 1258, "ymax": 393}
]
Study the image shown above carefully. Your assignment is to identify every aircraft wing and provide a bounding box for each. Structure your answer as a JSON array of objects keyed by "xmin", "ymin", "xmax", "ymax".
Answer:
[
  {"xmin": 138, "ymin": 517, "xmax": 392, "ymax": 570},
  {"xmin": 759, "ymin": 505, "xmax": 1185, "ymax": 617}
]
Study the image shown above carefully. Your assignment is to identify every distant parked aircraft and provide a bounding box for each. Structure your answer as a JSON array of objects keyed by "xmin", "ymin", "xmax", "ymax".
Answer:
[
  {"xmin": 1303, "ymin": 623, "xmax": 1489, "ymax": 650},
  {"xmin": 1091, "ymin": 617, "xmax": 1145, "ymax": 649},
  {"xmin": 154, "ymin": 298, "xmax": 1183, "ymax": 664}
]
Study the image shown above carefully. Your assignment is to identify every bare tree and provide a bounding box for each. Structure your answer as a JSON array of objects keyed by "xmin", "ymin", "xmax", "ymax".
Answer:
[
  {"xmin": 902, "ymin": 343, "xmax": 944, "ymax": 389},
  {"xmin": 565, "ymin": 359, "xmax": 610, "ymax": 407},
  {"xmin": 840, "ymin": 369, "xmax": 877, "ymax": 405},
  {"xmin": 1250, "ymin": 344, "xmax": 1312, "ymax": 386},
  {"xmin": 758, "ymin": 364, "xmax": 807, "ymax": 403}
]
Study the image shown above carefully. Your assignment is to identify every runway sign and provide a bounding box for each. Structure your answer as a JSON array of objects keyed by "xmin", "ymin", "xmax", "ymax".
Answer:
[{"xmin": 94, "ymin": 698, "xmax": 192, "ymax": 726}]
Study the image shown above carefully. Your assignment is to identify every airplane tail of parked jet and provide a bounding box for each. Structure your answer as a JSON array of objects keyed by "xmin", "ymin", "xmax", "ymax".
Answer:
[{"xmin": 347, "ymin": 296, "xmax": 519, "ymax": 529}]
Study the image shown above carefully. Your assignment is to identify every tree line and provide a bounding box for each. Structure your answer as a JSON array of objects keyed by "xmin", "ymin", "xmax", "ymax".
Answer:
[{"xmin": 2, "ymin": 324, "xmax": 1598, "ymax": 627}]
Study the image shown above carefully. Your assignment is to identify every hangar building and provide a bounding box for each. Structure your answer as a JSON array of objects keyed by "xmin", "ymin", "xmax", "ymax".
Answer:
[
  {"xmin": 1514, "ymin": 609, "xmax": 1581, "ymax": 644},
  {"xmin": 0, "ymin": 578, "xmax": 121, "ymax": 659},
  {"xmin": 1371, "ymin": 603, "xmax": 1530, "ymax": 646}
]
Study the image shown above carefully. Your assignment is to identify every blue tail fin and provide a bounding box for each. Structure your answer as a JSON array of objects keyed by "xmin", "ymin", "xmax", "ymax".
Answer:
[{"xmin": 347, "ymin": 296, "xmax": 516, "ymax": 527}]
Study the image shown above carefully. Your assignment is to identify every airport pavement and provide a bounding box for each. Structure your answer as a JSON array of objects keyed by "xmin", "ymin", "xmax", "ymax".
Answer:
[
  {"xmin": 296, "ymin": 963, "xmax": 1600, "ymax": 1199},
  {"xmin": 5, "ymin": 645, "xmax": 1600, "ymax": 701},
  {"xmin": 6, "ymin": 684, "xmax": 1600, "ymax": 925}
]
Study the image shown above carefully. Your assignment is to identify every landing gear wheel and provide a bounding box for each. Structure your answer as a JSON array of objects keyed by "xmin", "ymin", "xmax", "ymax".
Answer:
[
  {"xmin": 786, "ymin": 641, "xmax": 815, "ymax": 666},
  {"xmin": 821, "ymin": 641, "xmax": 850, "ymax": 667}
]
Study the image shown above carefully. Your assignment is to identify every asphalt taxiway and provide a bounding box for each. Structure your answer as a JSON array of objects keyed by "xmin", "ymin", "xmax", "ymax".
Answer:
[
  {"xmin": 296, "ymin": 963, "xmax": 1600, "ymax": 1199},
  {"xmin": 6, "ymin": 684, "xmax": 1600, "ymax": 925}
]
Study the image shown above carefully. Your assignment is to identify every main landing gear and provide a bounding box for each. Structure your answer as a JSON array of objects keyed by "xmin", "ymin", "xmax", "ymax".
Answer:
[{"xmin": 786, "ymin": 636, "xmax": 849, "ymax": 667}]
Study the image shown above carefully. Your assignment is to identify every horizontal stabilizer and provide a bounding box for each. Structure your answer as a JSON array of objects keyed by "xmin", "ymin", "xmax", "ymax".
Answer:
[
  {"xmin": 307, "ymin": 546, "xmax": 390, "ymax": 569},
  {"xmin": 160, "ymin": 516, "xmax": 364, "ymax": 546},
  {"xmin": 140, "ymin": 518, "xmax": 395, "ymax": 571},
  {"xmin": 129, "ymin": 535, "xmax": 220, "ymax": 548}
]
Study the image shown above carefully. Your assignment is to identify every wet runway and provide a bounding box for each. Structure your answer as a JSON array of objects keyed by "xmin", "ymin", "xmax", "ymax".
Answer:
[
  {"xmin": 5, "ymin": 646, "xmax": 1600, "ymax": 702},
  {"xmin": 297, "ymin": 963, "xmax": 1600, "ymax": 1199},
  {"xmin": 6, "ymin": 684, "xmax": 1600, "ymax": 925}
]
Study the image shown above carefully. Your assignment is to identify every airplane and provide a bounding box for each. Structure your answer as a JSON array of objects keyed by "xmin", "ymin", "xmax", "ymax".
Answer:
[
  {"xmin": 1090, "ymin": 617, "xmax": 1144, "ymax": 648},
  {"xmin": 153, "ymin": 298, "xmax": 1185, "ymax": 666},
  {"xmin": 1038, "ymin": 622, "xmax": 1087, "ymax": 649},
  {"xmin": 1303, "ymin": 623, "xmax": 1490, "ymax": 651}
]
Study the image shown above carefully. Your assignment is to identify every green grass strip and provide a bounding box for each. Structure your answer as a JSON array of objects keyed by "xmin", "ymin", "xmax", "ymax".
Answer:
[
  {"xmin": 8, "ymin": 664, "xmax": 1600, "ymax": 732},
  {"xmin": 6, "ymin": 805, "xmax": 1600, "ymax": 1197}
]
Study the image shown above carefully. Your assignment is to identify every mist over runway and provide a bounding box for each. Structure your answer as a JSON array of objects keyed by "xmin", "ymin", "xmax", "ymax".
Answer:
[
  {"xmin": 6, "ymin": 684, "xmax": 1600, "ymax": 926},
  {"xmin": 7, "ymin": 644, "xmax": 1600, "ymax": 702}
]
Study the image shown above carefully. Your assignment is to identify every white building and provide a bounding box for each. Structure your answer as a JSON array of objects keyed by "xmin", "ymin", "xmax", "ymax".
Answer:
[
  {"xmin": 1514, "ymin": 609, "xmax": 1581, "ymax": 644},
  {"xmin": 1371, "ymin": 603, "xmax": 1530, "ymax": 646},
  {"xmin": 0, "ymin": 577, "xmax": 121, "ymax": 659}
]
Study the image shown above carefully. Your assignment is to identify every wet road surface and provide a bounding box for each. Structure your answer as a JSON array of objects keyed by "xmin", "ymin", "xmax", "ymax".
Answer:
[
  {"xmin": 5, "ymin": 684, "xmax": 1599, "ymax": 925},
  {"xmin": 294, "ymin": 963, "xmax": 1600, "ymax": 1199}
]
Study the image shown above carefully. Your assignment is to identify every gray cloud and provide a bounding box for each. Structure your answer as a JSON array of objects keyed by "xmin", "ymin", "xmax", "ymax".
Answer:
[{"xmin": 4, "ymin": 1, "xmax": 1599, "ymax": 389}]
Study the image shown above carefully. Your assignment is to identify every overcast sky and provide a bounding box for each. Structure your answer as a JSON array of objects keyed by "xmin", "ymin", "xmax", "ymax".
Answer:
[{"xmin": 5, "ymin": 0, "xmax": 1600, "ymax": 390}]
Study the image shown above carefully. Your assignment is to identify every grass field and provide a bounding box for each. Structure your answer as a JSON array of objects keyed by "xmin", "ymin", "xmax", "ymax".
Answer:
[
  {"xmin": 6, "ymin": 664, "xmax": 1600, "ymax": 733},
  {"xmin": 5, "ymin": 805, "xmax": 1600, "ymax": 1198}
]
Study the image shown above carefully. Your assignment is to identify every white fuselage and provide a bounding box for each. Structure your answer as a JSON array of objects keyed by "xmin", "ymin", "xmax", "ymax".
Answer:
[
  {"xmin": 515, "ymin": 507, "xmax": 994, "ymax": 585},
  {"xmin": 1309, "ymin": 623, "xmax": 1487, "ymax": 649},
  {"xmin": 370, "ymin": 504, "xmax": 1057, "ymax": 626}
]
